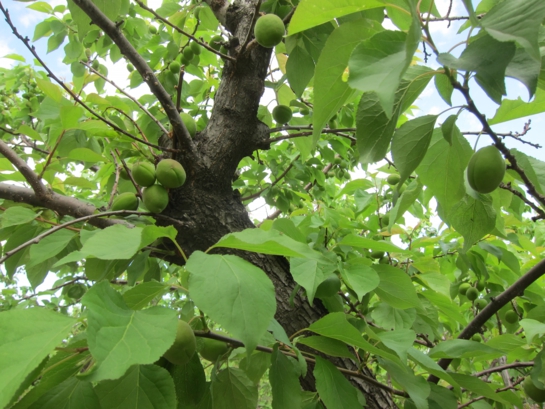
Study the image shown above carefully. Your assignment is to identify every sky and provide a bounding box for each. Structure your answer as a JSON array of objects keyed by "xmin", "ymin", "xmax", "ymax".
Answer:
[{"xmin": 0, "ymin": 0, "xmax": 543, "ymax": 293}]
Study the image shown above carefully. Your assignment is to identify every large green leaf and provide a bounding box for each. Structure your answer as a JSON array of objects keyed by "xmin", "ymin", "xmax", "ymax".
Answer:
[
  {"xmin": 416, "ymin": 128, "xmax": 473, "ymax": 216},
  {"xmin": 349, "ymin": 26, "xmax": 420, "ymax": 117},
  {"xmin": 0, "ymin": 207, "xmax": 37, "ymax": 228},
  {"xmin": 27, "ymin": 229, "xmax": 77, "ymax": 268},
  {"xmin": 168, "ymin": 353, "xmax": 208, "ymax": 408},
  {"xmin": 481, "ymin": 0, "xmax": 545, "ymax": 62},
  {"xmin": 379, "ymin": 358, "xmax": 430, "ymax": 409},
  {"xmin": 0, "ymin": 309, "xmax": 76, "ymax": 409},
  {"xmin": 489, "ymin": 88, "xmax": 545, "ymax": 124},
  {"xmin": 80, "ymin": 225, "xmax": 143, "ymax": 260},
  {"xmin": 340, "ymin": 258, "xmax": 379, "ymax": 301},
  {"xmin": 388, "ymin": 179, "xmax": 423, "ymax": 227},
  {"xmin": 376, "ymin": 329, "xmax": 415, "ymax": 361},
  {"xmin": 269, "ymin": 348, "xmax": 303, "ymax": 409},
  {"xmin": 289, "ymin": 257, "xmax": 337, "ymax": 304},
  {"xmin": 506, "ymin": 48, "xmax": 541, "ymax": 98},
  {"xmin": 94, "ymin": 365, "xmax": 176, "ymax": 409},
  {"xmin": 391, "ymin": 115, "xmax": 438, "ymax": 185},
  {"xmin": 373, "ymin": 265, "xmax": 422, "ymax": 309},
  {"xmin": 210, "ymin": 368, "xmax": 258, "ymax": 409},
  {"xmin": 67, "ymin": 0, "xmax": 122, "ymax": 40},
  {"xmin": 438, "ymin": 34, "xmax": 515, "ymax": 103},
  {"xmin": 81, "ymin": 281, "xmax": 178, "ymax": 382},
  {"xmin": 122, "ymin": 281, "xmax": 170, "ymax": 310},
  {"xmin": 286, "ymin": 45, "xmax": 315, "ymax": 97},
  {"xmin": 448, "ymin": 194, "xmax": 497, "ymax": 252},
  {"xmin": 213, "ymin": 228, "xmax": 322, "ymax": 260},
  {"xmin": 288, "ymin": 0, "xmax": 384, "ymax": 35},
  {"xmin": 428, "ymin": 339, "xmax": 503, "ymax": 359},
  {"xmin": 312, "ymin": 19, "xmax": 381, "ymax": 144},
  {"xmin": 448, "ymin": 373, "xmax": 513, "ymax": 406},
  {"xmin": 297, "ymin": 336, "xmax": 354, "ymax": 359},
  {"xmin": 186, "ymin": 252, "xmax": 276, "ymax": 353},
  {"xmin": 314, "ymin": 357, "xmax": 363, "ymax": 409},
  {"xmin": 27, "ymin": 378, "xmax": 100, "ymax": 409},
  {"xmin": 308, "ymin": 312, "xmax": 398, "ymax": 361},
  {"xmin": 339, "ymin": 234, "xmax": 410, "ymax": 253}
]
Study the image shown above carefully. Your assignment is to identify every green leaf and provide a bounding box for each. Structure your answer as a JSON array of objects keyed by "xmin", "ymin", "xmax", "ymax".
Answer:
[
  {"xmin": 81, "ymin": 281, "xmax": 178, "ymax": 382},
  {"xmin": 36, "ymin": 78, "xmax": 63, "ymax": 102},
  {"xmin": 434, "ymin": 72, "xmax": 453, "ymax": 106},
  {"xmin": 67, "ymin": 148, "xmax": 106, "ymax": 163},
  {"xmin": 186, "ymin": 252, "xmax": 276, "ymax": 353},
  {"xmin": 339, "ymin": 234, "xmax": 410, "ymax": 253},
  {"xmin": 429, "ymin": 339, "xmax": 503, "ymax": 359},
  {"xmin": 373, "ymin": 265, "xmax": 422, "ymax": 309},
  {"xmin": 0, "ymin": 309, "xmax": 76, "ymax": 409},
  {"xmin": 67, "ymin": 0, "xmax": 121, "ymax": 41},
  {"xmin": 168, "ymin": 353, "xmax": 208, "ymax": 407},
  {"xmin": 440, "ymin": 115, "xmax": 457, "ymax": 145},
  {"xmin": 379, "ymin": 358, "xmax": 430, "ymax": 409},
  {"xmin": 0, "ymin": 207, "xmax": 37, "ymax": 228},
  {"xmin": 28, "ymin": 229, "xmax": 77, "ymax": 268},
  {"xmin": 3, "ymin": 53, "xmax": 26, "ymax": 62},
  {"xmin": 348, "ymin": 30, "xmax": 418, "ymax": 117},
  {"xmin": 340, "ymin": 258, "xmax": 379, "ymax": 301},
  {"xmin": 520, "ymin": 319, "xmax": 545, "ymax": 343},
  {"xmin": 448, "ymin": 194, "xmax": 497, "ymax": 252},
  {"xmin": 506, "ymin": 48, "xmax": 541, "ymax": 98},
  {"xmin": 489, "ymin": 88, "xmax": 545, "ymax": 124},
  {"xmin": 297, "ymin": 336, "xmax": 355, "ymax": 359},
  {"xmin": 210, "ymin": 368, "xmax": 258, "ymax": 409},
  {"xmin": 481, "ymin": 0, "xmax": 545, "ymax": 62},
  {"xmin": 94, "ymin": 365, "xmax": 177, "ymax": 409},
  {"xmin": 355, "ymin": 66, "xmax": 434, "ymax": 164},
  {"xmin": 288, "ymin": 0, "xmax": 384, "ymax": 35},
  {"xmin": 376, "ymin": 329, "xmax": 415, "ymax": 361},
  {"xmin": 511, "ymin": 149, "xmax": 544, "ymax": 194},
  {"xmin": 239, "ymin": 352, "xmax": 272, "ymax": 385},
  {"xmin": 312, "ymin": 20, "xmax": 381, "ymax": 144},
  {"xmin": 448, "ymin": 373, "xmax": 512, "ymax": 405},
  {"xmin": 388, "ymin": 179, "xmax": 423, "ymax": 227},
  {"xmin": 314, "ymin": 356, "xmax": 363, "ymax": 409},
  {"xmin": 416, "ymin": 128, "xmax": 473, "ymax": 216},
  {"xmin": 392, "ymin": 115, "xmax": 438, "ymax": 185},
  {"xmin": 286, "ymin": 46, "xmax": 315, "ymax": 97},
  {"xmin": 308, "ymin": 312, "xmax": 398, "ymax": 360},
  {"xmin": 289, "ymin": 257, "xmax": 336, "ymax": 304},
  {"xmin": 80, "ymin": 225, "xmax": 143, "ymax": 260},
  {"xmin": 438, "ymin": 34, "xmax": 516, "ymax": 103},
  {"xmin": 213, "ymin": 228, "xmax": 323, "ymax": 260},
  {"xmin": 270, "ymin": 348, "xmax": 303, "ymax": 409},
  {"xmin": 122, "ymin": 281, "xmax": 170, "ymax": 310},
  {"xmin": 27, "ymin": 378, "xmax": 100, "ymax": 409},
  {"xmin": 371, "ymin": 304, "xmax": 416, "ymax": 330},
  {"xmin": 407, "ymin": 349, "xmax": 459, "ymax": 391}
]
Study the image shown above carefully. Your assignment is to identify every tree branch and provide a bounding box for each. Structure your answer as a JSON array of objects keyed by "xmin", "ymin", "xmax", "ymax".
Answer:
[
  {"xmin": 428, "ymin": 257, "xmax": 545, "ymax": 383},
  {"xmin": 70, "ymin": 0, "xmax": 197, "ymax": 163}
]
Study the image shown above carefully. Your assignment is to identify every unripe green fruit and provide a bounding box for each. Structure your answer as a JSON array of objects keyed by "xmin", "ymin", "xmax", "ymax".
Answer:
[
  {"xmin": 466, "ymin": 287, "xmax": 479, "ymax": 301},
  {"xmin": 163, "ymin": 320, "xmax": 196, "ymax": 366},
  {"xmin": 476, "ymin": 280, "xmax": 485, "ymax": 291},
  {"xmin": 143, "ymin": 184, "xmax": 169, "ymax": 213},
  {"xmin": 334, "ymin": 157, "xmax": 342, "ymax": 165},
  {"xmin": 127, "ymin": 63, "xmax": 135, "ymax": 72},
  {"xmin": 181, "ymin": 112, "xmax": 197, "ymax": 138},
  {"xmin": 91, "ymin": 59, "xmax": 100, "ymax": 70},
  {"xmin": 387, "ymin": 174, "xmax": 400, "ymax": 185},
  {"xmin": 300, "ymin": 107, "xmax": 310, "ymax": 115},
  {"xmin": 111, "ymin": 192, "xmax": 139, "ymax": 211},
  {"xmin": 524, "ymin": 377, "xmax": 545, "ymax": 403},
  {"xmin": 381, "ymin": 214, "xmax": 390, "ymax": 226},
  {"xmin": 200, "ymin": 337, "xmax": 228, "ymax": 362},
  {"xmin": 190, "ymin": 41, "xmax": 201, "ymax": 55},
  {"xmin": 66, "ymin": 283, "xmax": 86, "ymax": 299},
  {"xmin": 475, "ymin": 298, "xmax": 488, "ymax": 310},
  {"xmin": 149, "ymin": 25, "xmax": 157, "ymax": 34},
  {"xmin": 183, "ymin": 47, "xmax": 194, "ymax": 61},
  {"xmin": 170, "ymin": 61, "xmax": 181, "ymax": 74},
  {"xmin": 467, "ymin": 146, "xmax": 505, "ymax": 194},
  {"xmin": 156, "ymin": 159, "xmax": 186, "ymax": 188},
  {"xmin": 471, "ymin": 333, "xmax": 482, "ymax": 342},
  {"xmin": 132, "ymin": 161, "xmax": 156, "ymax": 187},
  {"xmin": 458, "ymin": 283, "xmax": 471, "ymax": 295},
  {"xmin": 315, "ymin": 275, "xmax": 341, "ymax": 298},
  {"xmin": 219, "ymin": 45, "xmax": 228, "ymax": 56},
  {"xmin": 504, "ymin": 310, "xmax": 518, "ymax": 324},
  {"xmin": 209, "ymin": 35, "xmax": 223, "ymax": 51},
  {"xmin": 254, "ymin": 14, "xmax": 285, "ymax": 48},
  {"xmin": 272, "ymin": 105, "xmax": 292, "ymax": 124},
  {"xmin": 85, "ymin": 48, "xmax": 91, "ymax": 58},
  {"xmin": 371, "ymin": 250, "xmax": 385, "ymax": 259},
  {"xmin": 120, "ymin": 167, "xmax": 130, "ymax": 180}
]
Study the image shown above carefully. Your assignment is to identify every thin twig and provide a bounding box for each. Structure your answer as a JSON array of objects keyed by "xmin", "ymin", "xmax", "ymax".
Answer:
[{"xmin": 499, "ymin": 182, "xmax": 545, "ymax": 220}]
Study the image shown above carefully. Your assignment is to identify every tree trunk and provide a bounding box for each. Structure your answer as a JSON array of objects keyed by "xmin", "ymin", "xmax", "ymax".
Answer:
[{"xmin": 156, "ymin": 2, "xmax": 397, "ymax": 406}]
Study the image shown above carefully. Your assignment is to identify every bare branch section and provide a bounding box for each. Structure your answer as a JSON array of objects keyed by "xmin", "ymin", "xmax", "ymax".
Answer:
[
  {"xmin": 71, "ymin": 0, "xmax": 197, "ymax": 164},
  {"xmin": 429, "ymin": 257, "xmax": 545, "ymax": 383},
  {"xmin": 0, "ymin": 183, "xmax": 124, "ymax": 229}
]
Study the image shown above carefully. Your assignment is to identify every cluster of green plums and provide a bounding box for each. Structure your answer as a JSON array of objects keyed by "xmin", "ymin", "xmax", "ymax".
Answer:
[
  {"xmin": 163, "ymin": 320, "xmax": 229, "ymax": 366},
  {"xmin": 111, "ymin": 159, "xmax": 187, "ymax": 214}
]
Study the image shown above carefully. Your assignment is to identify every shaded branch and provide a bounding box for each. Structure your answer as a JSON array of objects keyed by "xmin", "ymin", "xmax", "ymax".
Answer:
[
  {"xmin": 429, "ymin": 257, "xmax": 545, "ymax": 382},
  {"xmin": 499, "ymin": 182, "xmax": 545, "ymax": 220},
  {"xmin": 473, "ymin": 361, "xmax": 533, "ymax": 378},
  {"xmin": 71, "ymin": 0, "xmax": 197, "ymax": 163}
]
